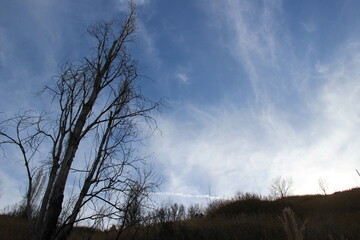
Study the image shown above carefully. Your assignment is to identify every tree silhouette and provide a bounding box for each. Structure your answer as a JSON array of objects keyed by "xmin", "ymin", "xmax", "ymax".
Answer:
[
  {"xmin": 0, "ymin": 3, "xmax": 159, "ymax": 240},
  {"xmin": 269, "ymin": 176, "xmax": 293, "ymax": 198}
]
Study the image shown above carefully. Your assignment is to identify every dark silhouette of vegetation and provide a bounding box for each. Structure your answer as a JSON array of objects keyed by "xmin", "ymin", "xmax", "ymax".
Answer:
[
  {"xmin": 280, "ymin": 207, "xmax": 306, "ymax": 240},
  {"xmin": 2, "ymin": 188, "xmax": 360, "ymax": 239}
]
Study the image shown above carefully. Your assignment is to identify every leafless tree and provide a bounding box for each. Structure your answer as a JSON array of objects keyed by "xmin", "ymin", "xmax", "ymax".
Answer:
[
  {"xmin": 269, "ymin": 176, "xmax": 293, "ymax": 198},
  {"xmin": 0, "ymin": 112, "xmax": 46, "ymax": 223},
  {"xmin": 318, "ymin": 178, "xmax": 329, "ymax": 195},
  {"xmin": 0, "ymin": 3, "xmax": 159, "ymax": 240},
  {"xmin": 114, "ymin": 171, "xmax": 156, "ymax": 240},
  {"xmin": 187, "ymin": 203, "xmax": 204, "ymax": 219}
]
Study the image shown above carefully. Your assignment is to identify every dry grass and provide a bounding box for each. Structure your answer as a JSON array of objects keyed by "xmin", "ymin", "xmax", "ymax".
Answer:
[
  {"xmin": 2, "ymin": 188, "xmax": 360, "ymax": 239},
  {"xmin": 0, "ymin": 214, "xmax": 30, "ymax": 240},
  {"xmin": 280, "ymin": 207, "xmax": 305, "ymax": 240}
]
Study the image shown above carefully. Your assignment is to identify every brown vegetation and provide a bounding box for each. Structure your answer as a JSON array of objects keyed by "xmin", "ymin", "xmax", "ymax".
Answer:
[{"xmin": 2, "ymin": 188, "xmax": 360, "ymax": 239}]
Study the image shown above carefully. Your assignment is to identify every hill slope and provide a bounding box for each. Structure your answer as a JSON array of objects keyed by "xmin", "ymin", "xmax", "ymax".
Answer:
[
  {"xmin": 140, "ymin": 188, "xmax": 360, "ymax": 240},
  {"xmin": 1, "ymin": 188, "xmax": 360, "ymax": 239}
]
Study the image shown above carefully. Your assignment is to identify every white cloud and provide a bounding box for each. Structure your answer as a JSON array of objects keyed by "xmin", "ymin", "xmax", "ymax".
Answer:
[
  {"xmin": 153, "ymin": 192, "xmax": 227, "ymax": 200},
  {"xmin": 174, "ymin": 65, "xmax": 191, "ymax": 84},
  {"xmin": 301, "ymin": 20, "xmax": 317, "ymax": 33},
  {"xmin": 207, "ymin": 0, "xmax": 288, "ymax": 104},
  {"xmin": 316, "ymin": 62, "xmax": 329, "ymax": 73},
  {"xmin": 176, "ymin": 72, "xmax": 190, "ymax": 84},
  {"xmin": 0, "ymin": 169, "xmax": 24, "ymax": 210},
  {"xmin": 117, "ymin": 0, "xmax": 152, "ymax": 11},
  {"xmin": 0, "ymin": 27, "xmax": 7, "ymax": 67},
  {"xmin": 136, "ymin": 20, "xmax": 162, "ymax": 69},
  {"xmin": 150, "ymin": 41, "xmax": 360, "ymax": 200}
]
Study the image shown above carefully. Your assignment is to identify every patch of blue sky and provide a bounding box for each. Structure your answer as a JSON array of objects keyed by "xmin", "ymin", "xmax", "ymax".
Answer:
[
  {"xmin": 2, "ymin": 0, "xmax": 360, "ymax": 209},
  {"xmin": 134, "ymin": 0, "xmax": 252, "ymax": 108}
]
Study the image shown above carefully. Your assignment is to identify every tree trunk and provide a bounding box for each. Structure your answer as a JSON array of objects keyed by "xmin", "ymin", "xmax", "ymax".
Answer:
[
  {"xmin": 34, "ymin": 88, "xmax": 101, "ymax": 240},
  {"xmin": 57, "ymin": 122, "xmax": 112, "ymax": 240}
]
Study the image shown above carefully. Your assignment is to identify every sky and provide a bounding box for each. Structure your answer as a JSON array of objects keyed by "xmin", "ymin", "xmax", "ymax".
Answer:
[{"xmin": 1, "ymin": 0, "xmax": 360, "ymax": 208}]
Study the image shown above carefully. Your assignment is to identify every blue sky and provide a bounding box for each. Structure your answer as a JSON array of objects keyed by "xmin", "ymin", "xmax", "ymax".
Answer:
[{"xmin": 2, "ymin": 0, "xmax": 360, "ymax": 208}]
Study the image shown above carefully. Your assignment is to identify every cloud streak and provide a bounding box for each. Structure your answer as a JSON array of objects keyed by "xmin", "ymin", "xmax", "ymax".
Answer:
[
  {"xmin": 153, "ymin": 192, "xmax": 228, "ymax": 200},
  {"xmin": 117, "ymin": 0, "xmax": 153, "ymax": 11},
  {"xmin": 148, "ymin": 0, "xmax": 360, "ymax": 202},
  {"xmin": 2, "ymin": 0, "xmax": 360, "ymax": 210},
  {"xmin": 208, "ymin": 0, "xmax": 286, "ymax": 103}
]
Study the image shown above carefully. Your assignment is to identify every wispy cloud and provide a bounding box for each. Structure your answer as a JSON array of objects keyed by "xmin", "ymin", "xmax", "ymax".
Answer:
[
  {"xmin": 175, "ymin": 66, "xmax": 191, "ymax": 84},
  {"xmin": 151, "ymin": 72, "xmax": 360, "ymax": 199},
  {"xmin": 0, "ymin": 169, "xmax": 23, "ymax": 209},
  {"xmin": 153, "ymin": 192, "xmax": 227, "ymax": 200},
  {"xmin": 149, "ymin": 3, "xmax": 360, "ymax": 200},
  {"xmin": 2, "ymin": 0, "xmax": 360, "ymax": 210},
  {"xmin": 137, "ymin": 20, "xmax": 162, "ymax": 68},
  {"xmin": 117, "ymin": 0, "xmax": 153, "ymax": 11},
  {"xmin": 301, "ymin": 20, "xmax": 318, "ymax": 33},
  {"xmin": 208, "ymin": 0, "xmax": 285, "ymax": 103},
  {"xmin": 176, "ymin": 72, "xmax": 190, "ymax": 84}
]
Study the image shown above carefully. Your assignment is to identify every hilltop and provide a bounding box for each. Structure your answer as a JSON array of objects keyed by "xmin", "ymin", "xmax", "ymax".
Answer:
[{"xmin": 1, "ymin": 188, "xmax": 360, "ymax": 239}]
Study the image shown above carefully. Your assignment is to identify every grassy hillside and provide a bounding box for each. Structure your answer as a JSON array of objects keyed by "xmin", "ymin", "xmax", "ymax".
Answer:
[
  {"xmin": 2, "ymin": 188, "xmax": 360, "ymax": 239},
  {"xmin": 202, "ymin": 188, "xmax": 360, "ymax": 240}
]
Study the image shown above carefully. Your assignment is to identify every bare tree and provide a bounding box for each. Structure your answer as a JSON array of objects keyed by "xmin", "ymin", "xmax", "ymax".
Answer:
[
  {"xmin": 0, "ymin": 112, "xmax": 46, "ymax": 224},
  {"xmin": 318, "ymin": 178, "xmax": 329, "ymax": 195},
  {"xmin": 269, "ymin": 176, "xmax": 293, "ymax": 198},
  {"xmin": 187, "ymin": 203, "xmax": 204, "ymax": 219},
  {"xmin": 114, "ymin": 171, "xmax": 156, "ymax": 240},
  {"xmin": 0, "ymin": 3, "xmax": 159, "ymax": 240}
]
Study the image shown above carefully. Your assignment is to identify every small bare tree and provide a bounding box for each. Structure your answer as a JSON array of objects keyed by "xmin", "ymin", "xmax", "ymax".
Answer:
[
  {"xmin": 0, "ymin": 112, "xmax": 46, "ymax": 223},
  {"xmin": 269, "ymin": 176, "xmax": 293, "ymax": 198},
  {"xmin": 0, "ymin": 3, "xmax": 159, "ymax": 240},
  {"xmin": 318, "ymin": 178, "xmax": 329, "ymax": 195},
  {"xmin": 114, "ymin": 171, "xmax": 156, "ymax": 240}
]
